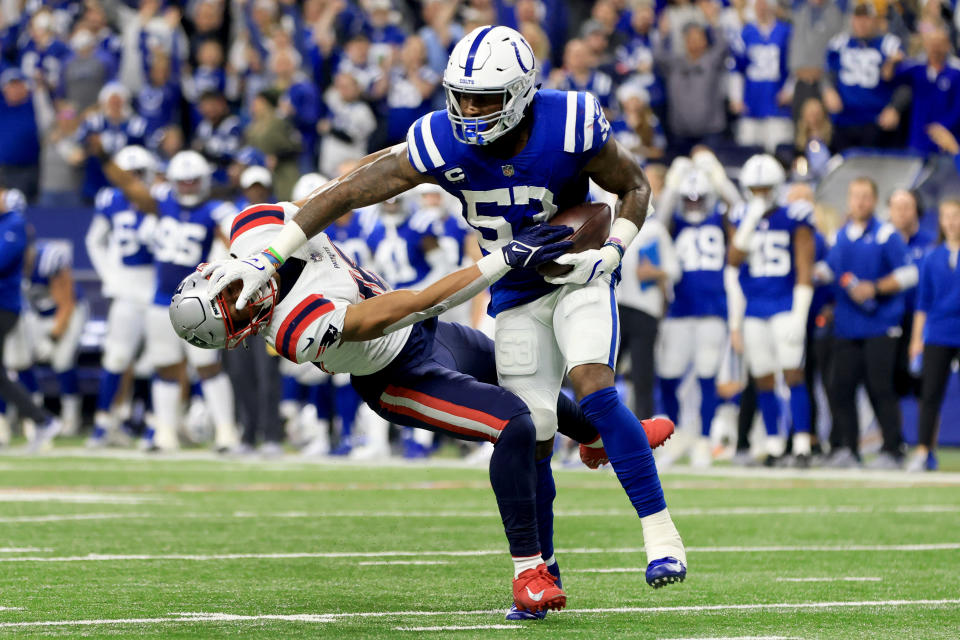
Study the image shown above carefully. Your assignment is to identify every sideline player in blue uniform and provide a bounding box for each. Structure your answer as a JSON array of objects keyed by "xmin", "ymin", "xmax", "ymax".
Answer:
[
  {"xmin": 726, "ymin": 154, "xmax": 816, "ymax": 467},
  {"xmin": 85, "ymin": 145, "xmax": 157, "ymax": 447},
  {"xmin": 207, "ymin": 24, "xmax": 687, "ymax": 598},
  {"xmin": 99, "ymin": 149, "xmax": 238, "ymax": 452},
  {"xmin": 657, "ymin": 168, "xmax": 728, "ymax": 466}
]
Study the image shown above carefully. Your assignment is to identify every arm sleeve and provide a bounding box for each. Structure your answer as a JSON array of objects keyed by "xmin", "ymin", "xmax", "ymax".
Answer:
[
  {"xmin": 275, "ymin": 296, "xmax": 343, "ymax": 364},
  {"xmin": 657, "ymin": 223, "xmax": 682, "ymax": 284},
  {"xmin": 85, "ymin": 207, "xmax": 114, "ymax": 283}
]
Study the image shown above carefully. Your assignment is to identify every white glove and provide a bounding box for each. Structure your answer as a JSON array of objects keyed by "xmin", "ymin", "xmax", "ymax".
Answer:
[
  {"xmin": 204, "ymin": 252, "xmax": 278, "ymax": 309},
  {"xmin": 543, "ymin": 244, "xmax": 621, "ymax": 285}
]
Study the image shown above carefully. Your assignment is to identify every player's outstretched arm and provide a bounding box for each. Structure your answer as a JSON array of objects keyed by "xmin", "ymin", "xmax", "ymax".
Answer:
[
  {"xmin": 340, "ymin": 224, "xmax": 572, "ymax": 341},
  {"xmin": 206, "ymin": 143, "xmax": 431, "ymax": 308},
  {"xmin": 544, "ymin": 138, "xmax": 652, "ymax": 285}
]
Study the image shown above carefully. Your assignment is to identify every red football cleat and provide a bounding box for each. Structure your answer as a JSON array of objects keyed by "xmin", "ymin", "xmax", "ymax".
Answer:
[
  {"xmin": 513, "ymin": 564, "xmax": 566, "ymax": 613},
  {"xmin": 642, "ymin": 417, "xmax": 675, "ymax": 449},
  {"xmin": 580, "ymin": 417, "xmax": 676, "ymax": 469}
]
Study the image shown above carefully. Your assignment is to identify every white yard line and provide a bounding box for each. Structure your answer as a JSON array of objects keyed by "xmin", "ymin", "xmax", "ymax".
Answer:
[
  {"xmin": 394, "ymin": 625, "xmax": 520, "ymax": 631},
  {"xmin": 776, "ymin": 577, "xmax": 882, "ymax": 583},
  {"xmin": 0, "ymin": 607, "xmax": 23, "ymax": 611},
  {"xmin": 356, "ymin": 561, "xmax": 450, "ymax": 566},
  {"xmin": 0, "ymin": 599, "xmax": 957, "ymax": 629},
  {"xmin": 0, "ymin": 543, "xmax": 956, "ymax": 563},
  {"xmin": 658, "ymin": 636, "xmax": 802, "ymax": 640},
  {"xmin": 0, "ymin": 548, "xmax": 50, "ymax": 553},
  {"xmin": 4, "ymin": 503, "xmax": 957, "ymax": 526},
  {"xmin": 0, "ymin": 491, "xmax": 163, "ymax": 504}
]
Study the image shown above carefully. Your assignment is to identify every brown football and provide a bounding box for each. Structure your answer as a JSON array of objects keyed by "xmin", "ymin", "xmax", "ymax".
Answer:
[{"xmin": 536, "ymin": 202, "xmax": 613, "ymax": 277}]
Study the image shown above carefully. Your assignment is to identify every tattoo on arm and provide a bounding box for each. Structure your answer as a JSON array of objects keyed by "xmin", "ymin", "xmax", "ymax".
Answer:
[
  {"xmin": 583, "ymin": 138, "xmax": 652, "ymax": 228},
  {"xmin": 292, "ymin": 143, "xmax": 431, "ymax": 237}
]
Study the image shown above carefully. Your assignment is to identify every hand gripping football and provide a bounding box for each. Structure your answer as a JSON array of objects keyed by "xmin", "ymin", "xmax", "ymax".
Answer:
[{"xmin": 536, "ymin": 202, "xmax": 613, "ymax": 278}]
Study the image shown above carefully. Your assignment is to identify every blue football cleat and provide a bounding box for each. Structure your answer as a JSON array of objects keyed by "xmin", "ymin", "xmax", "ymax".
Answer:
[
  {"xmin": 645, "ymin": 557, "xmax": 686, "ymax": 588},
  {"xmin": 505, "ymin": 604, "xmax": 547, "ymax": 621},
  {"xmin": 926, "ymin": 452, "xmax": 938, "ymax": 471},
  {"xmin": 329, "ymin": 442, "xmax": 352, "ymax": 456}
]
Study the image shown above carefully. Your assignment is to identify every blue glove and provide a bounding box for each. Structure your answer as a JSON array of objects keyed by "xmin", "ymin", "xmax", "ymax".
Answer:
[{"xmin": 501, "ymin": 223, "xmax": 573, "ymax": 269}]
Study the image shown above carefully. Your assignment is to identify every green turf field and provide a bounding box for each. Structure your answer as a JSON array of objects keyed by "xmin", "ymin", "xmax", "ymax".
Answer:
[{"xmin": 1, "ymin": 448, "xmax": 959, "ymax": 639}]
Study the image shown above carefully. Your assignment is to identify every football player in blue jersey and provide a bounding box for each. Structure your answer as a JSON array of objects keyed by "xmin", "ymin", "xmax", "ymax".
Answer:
[
  {"xmin": 100, "ymin": 149, "xmax": 239, "ymax": 452},
  {"xmin": 726, "ymin": 154, "xmax": 816, "ymax": 467},
  {"xmin": 657, "ymin": 168, "xmax": 728, "ymax": 467},
  {"xmin": 728, "ymin": 0, "xmax": 793, "ymax": 153},
  {"xmin": 208, "ymin": 25, "xmax": 687, "ymax": 594},
  {"xmin": 85, "ymin": 146, "xmax": 158, "ymax": 447}
]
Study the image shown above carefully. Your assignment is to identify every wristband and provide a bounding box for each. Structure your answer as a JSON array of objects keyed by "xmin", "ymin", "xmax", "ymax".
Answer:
[
  {"xmin": 262, "ymin": 248, "xmax": 284, "ymax": 267},
  {"xmin": 478, "ymin": 251, "xmax": 510, "ymax": 284},
  {"xmin": 603, "ymin": 239, "xmax": 626, "ymax": 261},
  {"xmin": 266, "ymin": 222, "xmax": 309, "ymax": 265},
  {"xmin": 610, "ymin": 217, "xmax": 640, "ymax": 251}
]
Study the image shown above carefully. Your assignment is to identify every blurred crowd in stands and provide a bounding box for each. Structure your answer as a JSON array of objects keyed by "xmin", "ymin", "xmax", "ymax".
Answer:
[{"xmin": 0, "ymin": 0, "xmax": 958, "ymax": 471}]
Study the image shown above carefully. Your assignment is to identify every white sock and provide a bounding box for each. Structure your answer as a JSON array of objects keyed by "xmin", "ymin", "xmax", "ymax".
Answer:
[
  {"xmin": 765, "ymin": 434, "xmax": 786, "ymax": 457},
  {"xmin": 93, "ymin": 409, "xmax": 116, "ymax": 433},
  {"xmin": 793, "ymin": 432, "xmax": 812, "ymax": 456},
  {"xmin": 151, "ymin": 379, "xmax": 181, "ymax": 450},
  {"xmin": 543, "ymin": 554, "xmax": 556, "ymax": 568},
  {"xmin": 640, "ymin": 508, "xmax": 686, "ymax": 566},
  {"xmin": 512, "ymin": 553, "xmax": 543, "ymax": 578},
  {"xmin": 201, "ymin": 374, "xmax": 238, "ymax": 448},
  {"xmin": 60, "ymin": 394, "xmax": 81, "ymax": 434},
  {"xmin": 412, "ymin": 427, "xmax": 433, "ymax": 447}
]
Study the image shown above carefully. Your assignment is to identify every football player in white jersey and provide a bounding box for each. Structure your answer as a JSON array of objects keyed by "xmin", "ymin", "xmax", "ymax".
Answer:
[
  {"xmin": 85, "ymin": 145, "xmax": 157, "ymax": 447},
  {"xmin": 206, "ymin": 25, "xmax": 686, "ymax": 591},
  {"xmin": 177, "ymin": 202, "xmax": 599, "ymax": 612}
]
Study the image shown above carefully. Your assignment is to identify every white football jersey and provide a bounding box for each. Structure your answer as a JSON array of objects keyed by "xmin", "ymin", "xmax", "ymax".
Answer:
[{"xmin": 230, "ymin": 202, "xmax": 411, "ymax": 375}]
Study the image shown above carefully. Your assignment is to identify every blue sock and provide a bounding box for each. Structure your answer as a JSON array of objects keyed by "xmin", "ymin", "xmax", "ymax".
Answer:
[
  {"xmin": 658, "ymin": 377, "xmax": 681, "ymax": 424},
  {"xmin": 580, "ymin": 387, "xmax": 666, "ymax": 518},
  {"xmin": 535, "ymin": 454, "xmax": 556, "ymax": 554},
  {"xmin": 19, "ymin": 370, "xmax": 38, "ymax": 394},
  {"xmin": 58, "ymin": 369, "xmax": 78, "ymax": 395},
  {"xmin": 490, "ymin": 414, "xmax": 539, "ymax": 557},
  {"xmin": 310, "ymin": 381, "xmax": 332, "ymax": 421},
  {"xmin": 0, "ymin": 396, "xmax": 6, "ymax": 413},
  {"xmin": 757, "ymin": 390, "xmax": 780, "ymax": 436},
  {"xmin": 334, "ymin": 383, "xmax": 362, "ymax": 438},
  {"xmin": 281, "ymin": 376, "xmax": 301, "ymax": 402},
  {"xmin": 698, "ymin": 377, "xmax": 718, "ymax": 438},
  {"xmin": 788, "ymin": 383, "xmax": 811, "ymax": 433},
  {"xmin": 95, "ymin": 371, "xmax": 122, "ymax": 412}
]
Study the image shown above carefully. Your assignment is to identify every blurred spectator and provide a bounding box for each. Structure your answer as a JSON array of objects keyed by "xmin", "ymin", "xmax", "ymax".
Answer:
[
  {"xmin": 612, "ymin": 83, "xmax": 666, "ymax": 163},
  {"xmin": 619, "ymin": 214, "xmax": 679, "ymax": 422},
  {"xmin": 337, "ymin": 33, "xmax": 388, "ymax": 100},
  {"xmin": 385, "ymin": 35, "xmax": 439, "ymax": 145},
  {"xmin": 654, "ymin": 13, "xmax": 728, "ymax": 154},
  {"xmin": 908, "ymin": 198, "xmax": 960, "ymax": 472},
  {"xmin": 823, "ymin": 2, "xmax": 904, "ymax": 151},
  {"xmin": 271, "ymin": 47, "xmax": 321, "ymax": 171},
  {"xmin": 184, "ymin": 39, "xmax": 233, "ymax": 115},
  {"xmin": 245, "ymin": 89, "xmax": 301, "ymax": 200},
  {"xmin": 19, "ymin": 9, "xmax": 70, "ymax": 95},
  {"xmin": 319, "ymin": 72, "xmax": 376, "ymax": 178},
  {"xmin": 220, "ymin": 145, "xmax": 268, "ymax": 204},
  {"xmin": 729, "ymin": 0, "xmax": 793, "ymax": 153},
  {"xmin": 890, "ymin": 24, "xmax": 960, "ymax": 156},
  {"xmin": 613, "ymin": 0, "xmax": 663, "ymax": 108},
  {"xmin": 787, "ymin": 0, "xmax": 843, "ymax": 117},
  {"xmin": 550, "ymin": 38, "xmax": 614, "ymax": 110},
  {"xmin": 363, "ymin": 0, "xmax": 407, "ymax": 66},
  {"xmin": 192, "ymin": 90, "xmax": 242, "ymax": 181},
  {"xmin": 63, "ymin": 28, "xmax": 114, "ymax": 110},
  {"xmin": 135, "ymin": 51, "xmax": 181, "ymax": 149},
  {"xmin": 235, "ymin": 164, "xmax": 274, "ymax": 217},
  {"xmin": 418, "ymin": 0, "xmax": 464, "ymax": 76},
  {"xmin": 0, "ymin": 68, "xmax": 43, "ymax": 199},
  {"xmin": 519, "ymin": 22, "xmax": 553, "ymax": 85},
  {"xmin": 794, "ymin": 97, "xmax": 833, "ymax": 181},
  {"xmin": 661, "ymin": 0, "xmax": 708, "ymax": 49},
  {"xmin": 38, "ymin": 100, "xmax": 84, "ymax": 208},
  {"xmin": 188, "ymin": 0, "xmax": 229, "ymax": 55},
  {"xmin": 824, "ymin": 177, "xmax": 917, "ymax": 468},
  {"xmin": 888, "ymin": 189, "xmax": 935, "ymax": 397}
]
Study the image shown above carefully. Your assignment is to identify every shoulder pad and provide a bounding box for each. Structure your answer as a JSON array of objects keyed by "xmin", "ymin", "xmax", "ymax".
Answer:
[
  {"xmin": 876, "ymin": 222, "xmax": 897, "ymax": 244},
  {"xmin": 562, "ymin": 91, "xmax": 610, "ymax": 154},
  {"xmin": 828, "ymin": 33, "xmax": 850, "ymax": 51},
  {"xmin": 406, "ymin": 111, "xmax": 450, "ymax": 173},
  {"xmin": 786, "ymin": 200, "xmax": 815, "ymax": 223}
]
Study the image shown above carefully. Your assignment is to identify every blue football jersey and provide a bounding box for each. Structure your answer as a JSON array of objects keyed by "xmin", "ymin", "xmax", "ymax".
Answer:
[
  {"xmin": 152, "ymin": 185, "xmax": 235, "ymax": 305},
  {"xmin": 27, "ymin": 240, "xmax": 81, "ymax": 316},
  {"xmin": 328, "ymin": 211, "xmax": 376, "ymax": 270},
  {"xmin": 439, "ymin": 214, "xmax": 471, "ymax": 268},
  {"xmin": 405, "ymin": 89, "xmax": 611, "ymax": 315},
  {"xmin": 826, "ymin": 33, "xmax": 903, "ymax": 126},
  {"xmin": 368, "ymin": 212, "xmax": 438, "ymax": 289},
  {"xmin": 668, "ymin": 207, "xmax": 727, "ymax": 318},
  {"xmin": 731, "ymin": 20, "xmax": 792, "ymax": 119},
  {"xmin": 94, "ymin": 187, "xmax": 155, "ymax": 267},
  {"xmin": 733, "ymin": 200, "xmax": 814, "ymax": 318}
]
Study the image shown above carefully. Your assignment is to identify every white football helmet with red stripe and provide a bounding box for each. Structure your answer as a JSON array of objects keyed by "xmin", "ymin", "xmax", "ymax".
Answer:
[
  {"xmin": 169, "ymin": 267, "xmax": 277, "ymax": 350},
  {"xmin": 443, "ymin": 25, "xmax": 537, "ymax": 145}
]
